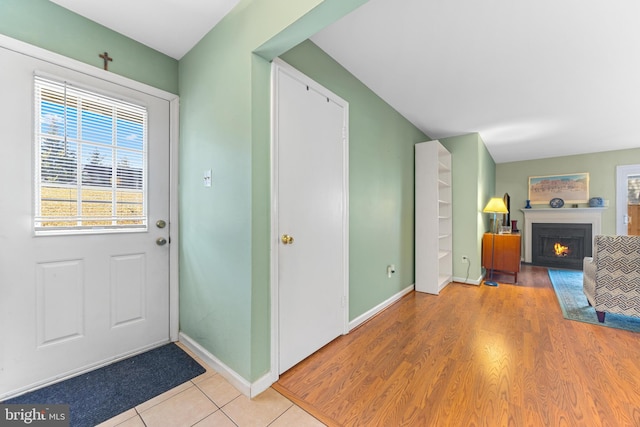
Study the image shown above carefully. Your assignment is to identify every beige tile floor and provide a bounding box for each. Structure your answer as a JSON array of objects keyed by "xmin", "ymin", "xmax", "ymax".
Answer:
[{"xmin": 96, "ymin": 344, "xmax": 325, "ymax": 427}]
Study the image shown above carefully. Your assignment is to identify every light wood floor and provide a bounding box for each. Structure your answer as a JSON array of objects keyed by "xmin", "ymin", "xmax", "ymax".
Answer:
[{"xmin": 273, "ymin": 265, "xmax": 640, "ymax": 426}]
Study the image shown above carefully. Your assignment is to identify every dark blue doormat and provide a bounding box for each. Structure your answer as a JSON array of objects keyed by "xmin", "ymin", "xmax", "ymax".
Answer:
[{"xmin": 3, "ymin": 343, "xmax": 206, "ymax": 427}]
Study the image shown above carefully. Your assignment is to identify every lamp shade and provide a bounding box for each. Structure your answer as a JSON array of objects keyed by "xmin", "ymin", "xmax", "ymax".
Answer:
[{"xmin": 483, "ymin": 197, "xmax": 509, "ymax": 214}]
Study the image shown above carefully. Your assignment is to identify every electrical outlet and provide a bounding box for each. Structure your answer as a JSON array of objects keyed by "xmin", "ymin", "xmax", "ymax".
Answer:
[
  {"xmin": 461, "ymin": 256, "xmax": 469, "ymax": 263},
  {"xmin": 387, "ymin": 264, "xmax": 396, "ymax": 278}
]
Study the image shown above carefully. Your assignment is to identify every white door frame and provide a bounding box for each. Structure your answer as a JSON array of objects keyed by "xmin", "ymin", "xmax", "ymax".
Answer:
[
  {"xmin": 616, "ymin": 164, "xmax": 640, "ymax": 235},
  {"xmin": 269, "ymin": 58, "xmax": 349, "ymax": 382},
  {"xmin": 0, "ymin": 34, "xmax": 180, "ymax": 341}
]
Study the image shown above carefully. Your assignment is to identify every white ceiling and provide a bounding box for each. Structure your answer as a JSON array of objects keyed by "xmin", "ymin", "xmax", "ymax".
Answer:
[
  {"xmin": 51, "ymin": 0, "xmax": 640, "ymax": 163},
  {"xmin": 50, "ymin": 0, "xmax": 240, "ymax": 60}
]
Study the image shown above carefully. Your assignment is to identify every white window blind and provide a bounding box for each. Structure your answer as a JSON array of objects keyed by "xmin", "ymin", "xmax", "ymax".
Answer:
[{"xmin": 34, "ymin": 76, "xmax": 148, "ymax": 234}]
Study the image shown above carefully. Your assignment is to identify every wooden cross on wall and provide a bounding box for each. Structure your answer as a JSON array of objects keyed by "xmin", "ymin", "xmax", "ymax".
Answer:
[{"xmin": 99, "ymin": 51, "xmax": 113, "ymax": 71}]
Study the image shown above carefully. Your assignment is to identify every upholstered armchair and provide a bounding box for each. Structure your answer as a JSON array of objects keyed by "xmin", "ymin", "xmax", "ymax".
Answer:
[{"xmin": 583, "ymin": 235, "xmax": 640, "ymax": 322}]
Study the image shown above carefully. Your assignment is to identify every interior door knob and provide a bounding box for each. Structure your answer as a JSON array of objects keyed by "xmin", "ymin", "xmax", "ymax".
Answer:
[
  {"xmin": 156, "ymin": 237, "xmax": 167, "ymax": 246},
  {"xmin": 281, "ymin": 234, "xmax": 294, "ymax": 245}
]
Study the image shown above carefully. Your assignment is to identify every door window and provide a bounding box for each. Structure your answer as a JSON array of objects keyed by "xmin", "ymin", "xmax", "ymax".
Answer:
[
  {"xmin": 627, "ymin": 174, "xmax": 640, "ymax": 235},
  {"xmin": 34, "ymin": 76, "xmax": 148, "ymax": 234}
]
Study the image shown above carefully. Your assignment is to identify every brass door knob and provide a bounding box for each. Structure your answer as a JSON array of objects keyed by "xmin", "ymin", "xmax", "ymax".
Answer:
[
  {"xmin": 281, "ymin": 234, "xmax": 294, "ymax": 245},
  {"xmin": 156, "ymin": 237, "xmax": 167, "ymax": 246}
]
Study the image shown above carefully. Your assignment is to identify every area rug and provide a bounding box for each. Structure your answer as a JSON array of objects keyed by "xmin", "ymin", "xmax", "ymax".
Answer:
[
  {"xmin": 3, "ymin": 343, "xmax": 206, "ymax": 427},
  {"xmin": 548, "ymin": 269, "xmax": 640, "ymax": 333}
]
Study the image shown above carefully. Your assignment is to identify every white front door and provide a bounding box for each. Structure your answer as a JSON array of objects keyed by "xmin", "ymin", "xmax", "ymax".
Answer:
[
  {"xmin": 0, "ymin": 45, "xmax": 171, "ymax": 399},
  {"xmin": 272, "ymin": 60, "xmax": 349, "ymax": 374},
  {"xmin": 616, "ymin": 165, "xmax": 640, "ymax": 235}
]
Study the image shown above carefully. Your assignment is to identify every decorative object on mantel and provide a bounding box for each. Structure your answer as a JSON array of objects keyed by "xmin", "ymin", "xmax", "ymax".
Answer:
[
  {"xmin": 589, "ymin": 197, "xmax": 605, "ymax": 207},
  {"xmin": 525, "ymin": 199, "xmax": 532, "ymax": 209},
  {"xmin": 483, "ymin": 197, "xmax": 509, "ymax": 287},
  {"xmin": 528, "ymin": 173, "xmax": 589, "ymax": 204},
  {"xmin": 550, "ymin": 197, "xmax": 564, "ymax": 208}
]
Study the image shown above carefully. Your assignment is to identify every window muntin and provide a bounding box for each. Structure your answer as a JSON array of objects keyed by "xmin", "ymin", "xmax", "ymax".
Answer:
[{"xmin": 34, "ymin": 76, "xmax": 148, "ymax": 234}]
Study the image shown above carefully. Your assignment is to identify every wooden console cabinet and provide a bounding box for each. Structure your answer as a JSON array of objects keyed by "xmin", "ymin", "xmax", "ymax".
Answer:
[{"xmin": 482, "ymin": 232, "xmax": 521, "ymax": 283}]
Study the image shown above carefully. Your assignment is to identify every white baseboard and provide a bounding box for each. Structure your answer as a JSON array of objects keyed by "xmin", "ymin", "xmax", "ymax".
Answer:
[
  {"xmin": 179, "ymin": 333, "xmax": 258, "ymax": 397},
  {"xmin": 452, "ymin": 274, "xmax": 484, "ymax": 285},
  {"xmin": 348, "ymin": 284, "xmax": 415, "ymax": 330},
  {"xmin": 250, "ymin": 372, "xmax": 276, "ymax": 398},
  {"xmin": 181, "ymin": 285, "xmax": 418, "ymax": 398}
]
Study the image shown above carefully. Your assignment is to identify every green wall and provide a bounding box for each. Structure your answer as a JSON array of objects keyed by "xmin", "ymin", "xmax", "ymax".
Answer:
[
  {"xmin": 441, "ymin": 133, "xmax": 495, "ymax": 283},
  {"xmin": 178, "ymin": 0, "xmax": 368, "ymax": 382},
  {"xmin": 497, "ymin": 148, "xmax": 640, "ymax": 237},
  {"xmin": 280, "ymin": 40, "xmax": 428, "ymax": 319},
  {"xmin": 0, "ymin": 0, "xmax": 178, "ymax": 94},
  {"xmin": 1, "ymin": 0, "xmax": 513, "ymax": 384}
]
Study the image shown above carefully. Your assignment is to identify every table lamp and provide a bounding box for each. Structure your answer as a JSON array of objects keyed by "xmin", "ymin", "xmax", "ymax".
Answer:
[{"xmin": 483, "ymin": 197, "xmax": 509, "ymax": 287}]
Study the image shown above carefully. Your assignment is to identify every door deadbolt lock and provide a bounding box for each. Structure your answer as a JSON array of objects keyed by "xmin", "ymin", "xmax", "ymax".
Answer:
[
  {"xmin": 156, "ymin": 237, "xmax": 167, "ymax": 246},
  {"xmin": 281, "ymin": 234, "xmax": 294, "ymax": 245},
  {"xmin": 156, "ymin": 219, "xmax": 167, "ymax": 229}
]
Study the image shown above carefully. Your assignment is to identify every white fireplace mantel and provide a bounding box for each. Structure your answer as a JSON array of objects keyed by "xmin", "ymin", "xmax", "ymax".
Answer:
[{"xmin": 520, "ymin": 208, "xmax": 606, "ymax": 263}]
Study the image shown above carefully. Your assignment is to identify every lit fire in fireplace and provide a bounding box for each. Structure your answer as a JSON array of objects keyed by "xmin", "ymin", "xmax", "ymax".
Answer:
[{"xmin": 554, "ymin": 242, "xmax": 570, "ymax": 257}]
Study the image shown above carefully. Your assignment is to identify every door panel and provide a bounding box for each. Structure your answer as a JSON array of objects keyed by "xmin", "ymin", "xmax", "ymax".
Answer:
[
  {"xmin": 36, "ymin": 260, "xmax": 84, "ymax": 346},
  {"xmin": 0, "ymin": 46, "xmax": 170, "ymax": 399},
  {"xmin": 274, "ymin": 62, "xmax": 348, "ymax": 374},
  {"xmin": 110, "ymin": 253, "xmax": 146, "ymax": 327}
]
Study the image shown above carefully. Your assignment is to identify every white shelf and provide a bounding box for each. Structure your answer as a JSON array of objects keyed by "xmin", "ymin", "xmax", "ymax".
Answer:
[{"xmin": 415, "ymin": 140, "xmax": 452, "ymax": 295}]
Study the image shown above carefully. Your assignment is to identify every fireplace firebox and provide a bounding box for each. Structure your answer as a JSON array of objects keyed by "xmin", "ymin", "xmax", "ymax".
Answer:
[{"xmin": 531, "ymin": 223, "xmax": 592, "ymax": 269}]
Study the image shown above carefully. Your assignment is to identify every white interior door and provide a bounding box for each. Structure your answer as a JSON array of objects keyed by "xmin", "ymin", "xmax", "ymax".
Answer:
[
  {"xmin": 272, "ymin": 60, "xmax": 348, "ymax": 374},
  {"xmin": 616, "ymin": 165, "xmax": 640, "ymax": 235},
  {"xmin": 0, "ymin": 44, "xmax": 171, "ymax": 399}
]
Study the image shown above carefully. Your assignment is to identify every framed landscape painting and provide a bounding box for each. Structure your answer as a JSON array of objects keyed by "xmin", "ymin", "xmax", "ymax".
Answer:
[{"xmin": 528, "ymin": 173, "xmax": 589, "ymax": 204}]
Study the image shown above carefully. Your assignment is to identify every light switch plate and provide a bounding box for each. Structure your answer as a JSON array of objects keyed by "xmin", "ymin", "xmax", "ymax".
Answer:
[{"xmin": 204, "ymin": 169, "xmax": 212, "ymax": 187}]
